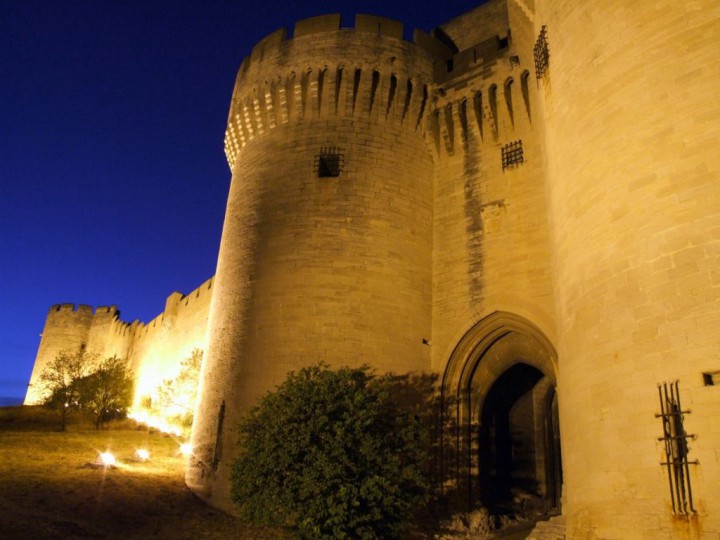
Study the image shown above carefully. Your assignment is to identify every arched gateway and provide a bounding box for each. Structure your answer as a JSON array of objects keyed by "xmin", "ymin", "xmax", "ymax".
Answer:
[{"xmin": 441, "ymin": 312, "xmax": 562, "ymax": 514}]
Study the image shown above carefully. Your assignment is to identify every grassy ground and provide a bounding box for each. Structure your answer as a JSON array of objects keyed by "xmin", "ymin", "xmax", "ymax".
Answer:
[
  {"xmin": 0, "ymin": 407, "xmax": 288, "ymax": 539},
  {"xmin": 0, "ymin": 407, "xmax": 535, "ymax": 540}
]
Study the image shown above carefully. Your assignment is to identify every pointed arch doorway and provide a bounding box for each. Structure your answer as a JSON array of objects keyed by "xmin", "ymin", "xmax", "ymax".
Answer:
[{"xmin": 441, "ymin": 312, "xmax": 562, "ymax": 514}]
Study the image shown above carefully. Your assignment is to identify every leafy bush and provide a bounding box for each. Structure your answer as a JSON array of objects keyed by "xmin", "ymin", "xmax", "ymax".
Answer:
[
  {"xmin": 79, "ymin": 356, "xmax": 134, "ymax": 429},
  {"xmin": 230, "ymin": 364, "xmax": 431, "ymax": 540}
]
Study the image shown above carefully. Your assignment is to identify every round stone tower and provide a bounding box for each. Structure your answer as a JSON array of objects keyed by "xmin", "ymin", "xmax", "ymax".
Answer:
[
  {"xmin": 534, "ymin": 1, "xmax": 720, "ymax": 537},
  {"xmin": 187, "ymin": 14, "xmax": 442, "ymax": 508}
]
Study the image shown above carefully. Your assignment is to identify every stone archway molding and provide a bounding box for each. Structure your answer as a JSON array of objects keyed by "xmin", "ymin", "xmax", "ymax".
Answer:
[
  {"xmin": 442, "ymin": 311, "xmax": 558, "ymax": 401},
  {"xmin": 439, "ymin": 311, "xmax": 559, "ymax": 510}
]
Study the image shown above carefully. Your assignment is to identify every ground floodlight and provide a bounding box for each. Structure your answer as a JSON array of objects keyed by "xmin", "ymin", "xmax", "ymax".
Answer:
[
  {"xmin": 99, "ymin": 452, "xmax": 116, "ymax": 466},
  {"xmin": 180, "ymin": 443, "xmax": 193, "ymax": 456}
]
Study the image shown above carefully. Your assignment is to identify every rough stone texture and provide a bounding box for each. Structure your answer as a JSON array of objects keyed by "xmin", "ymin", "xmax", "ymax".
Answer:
[
  {"xmin": 25, "ymin": 1, "xmax": 720, "ymax": 537},
  {"xmin": 534, "ymin": 0, "xmax": 720, "ymax": 537},
  {"xmin": 188, "ymin": 22, "xmax": 437, "ymax": 507}
]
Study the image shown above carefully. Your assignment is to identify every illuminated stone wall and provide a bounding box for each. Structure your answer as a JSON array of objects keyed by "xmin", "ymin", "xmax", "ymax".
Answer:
[
  {"xmin": 128, "ymin": 277, "xmax": 213, "ymax": 407},
  {"xmin": 24, "ymin": 278, "xmax": 213, "ymax": 409},
  {"xmin": 188, "ymin": 14, "xmax": 437, "ymax": 506},
  {"xmin": 428, "ymin": 0, "xmax": 556, "ymax": 375},
  {"xmin": 25, "ymin": 304, "xmax": 107, "ymax": 404},
  {"xmin": 533, "ymin": 0, "xmax": 720, "ymax": 537}
]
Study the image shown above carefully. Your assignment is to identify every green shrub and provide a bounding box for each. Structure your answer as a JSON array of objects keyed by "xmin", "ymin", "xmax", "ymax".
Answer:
[{"xmin": 230, "ymin": 364, "xmax": 431, "ymax": 540}]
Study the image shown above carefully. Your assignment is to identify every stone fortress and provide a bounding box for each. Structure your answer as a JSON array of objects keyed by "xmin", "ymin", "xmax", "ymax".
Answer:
[
  {"xmin": 25, "ymin": 277, "xmax": 214, "ymax": 408},
  {"xmin": 26, "ymin": 0, "xmax": 719, "ymax": 538}
]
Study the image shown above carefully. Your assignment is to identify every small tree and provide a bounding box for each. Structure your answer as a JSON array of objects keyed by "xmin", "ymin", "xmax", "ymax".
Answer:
[
  {"xmin": 151, "ymin": 348, "xmax": 203, "ymax": 430},
  {"xmin": 39, "ymin": 347, "xmax": 95, "ymax": 431},
  {"xmin": 80, "ymin": 356, "xmax": 134, "ymax": 430},
  {"xmin": 230, "ymin": 364, "xmax": 430, "ymax": 540}
]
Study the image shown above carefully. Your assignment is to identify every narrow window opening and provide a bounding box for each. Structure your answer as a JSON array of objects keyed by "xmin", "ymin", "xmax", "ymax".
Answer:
[
  {"xmin": 212, "ymin": 400, "xmax": 226, "ymax": 471},
  {"xmin": 335, "ymin": 67, "xmax": 344, "ymax": 113},
  {"xmin": 416, "ymin": 84, "xmax": 428, "ymax": 130},
  {"xmin": 521, "ymin": 70, "xmax": 531, "ymax": 119},
  {"xmin": 432, "ymin": 110, "xmax": 441, "ymax": 153},
  {"xmin": 317, "ymin": 68, "xmax": 326, "ymax": 114},
  {"xmin": 446, "ymin": 58, "xmax": 454, "ymax": 73},
  {"xmin": 301, "ymin": 70, "xmax": 311, "ymax": 118},
  {"xmin": 445, "ymin": 104, "xmax": 455, "ymax": 151},
  {"xmin": 459, "ymin": 99, "xmax": 469, "ymax": 146},
  {"xmin": 352, "ymin": 69, "xmax": 362, "ymax": 114},
  {"xmin": 286, "ymin": 74, "xmax": 296, "ymax": 120},
  {"xmin": 386, "ymin": 74, "xmax": 397, "ymax": 118},
  {"xmin": 473, "ymin": 91, "xmax": 483, "ymax": 139},
  {"xmin": 703, "ymin": 371, "xmax": 719, "ymax": 386},
  {"xmin": 369, "ymin": 70, "xmax": 380, "ymax": 113},
  {"xmin": 402, "ymin": 79, "xmax": 413, "ymax": 123},
  {"xmin": 489, "ymin": 84, "xmax": 498, "ymax": 137},
  {"xmin": 504, "ymin": 77, "xmax": 514, "ymax": 126}
]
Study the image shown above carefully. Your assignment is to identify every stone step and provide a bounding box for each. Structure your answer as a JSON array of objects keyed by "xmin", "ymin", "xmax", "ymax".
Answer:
[{"xmin": 525, "ymin": 515, "xmax": 566, "ymax": 540}]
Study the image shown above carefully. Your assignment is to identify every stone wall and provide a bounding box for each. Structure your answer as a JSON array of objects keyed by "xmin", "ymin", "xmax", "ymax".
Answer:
[
  {"xmin": 189, "ymin": 15, "xmax": 441, "ymax": 507},
  {"xmin": 535, "ymin": 0, "xmax": 720, "ymax": 537},
  {"xmin": 25, "ymin": 278, "xmax": 213, "ymax": 409}
]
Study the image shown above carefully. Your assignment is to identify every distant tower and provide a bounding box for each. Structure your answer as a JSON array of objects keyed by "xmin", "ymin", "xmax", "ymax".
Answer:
[
  {"xmin": 187, "ymin": 15, "xmax": 442, "ymax": 507},
  {"xmin": 25, "ymin": 304, "xmax": 126, "ymax": 404},
  {"xmin": 25, "ymin": 304, "xmax": 95, "ymax": 404}
]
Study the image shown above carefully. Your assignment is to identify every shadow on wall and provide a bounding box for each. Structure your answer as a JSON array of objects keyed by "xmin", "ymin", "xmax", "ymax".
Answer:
[{"xmin": 383, "ymin": 372, "xmax": 460, "ymax": 523}]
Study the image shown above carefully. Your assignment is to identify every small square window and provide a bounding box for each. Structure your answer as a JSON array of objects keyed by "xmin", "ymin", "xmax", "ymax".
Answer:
[
  {"xmin": 315, "ymin": 147, "xmax": 344, "ymax": 177},
  {"xmin": 703, "ymin": 371, "xmax": 719, "ymax": 386}
]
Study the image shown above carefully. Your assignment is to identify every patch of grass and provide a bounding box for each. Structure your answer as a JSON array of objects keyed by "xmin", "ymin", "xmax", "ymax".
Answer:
[{"xmin": 0, "ymin": 409, "xmax": 289, "ymax": 539}]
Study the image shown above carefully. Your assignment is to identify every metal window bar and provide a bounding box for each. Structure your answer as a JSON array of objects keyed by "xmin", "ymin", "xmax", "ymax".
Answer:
[
  {"xmin": 534, "ymin": 26, "xmax": 550, "ymax": 79},
  {"xmin": 314, "ymin": 146, "xmax": 344, "ymax": 177},
  {"xmin": 501, "ymin": 140, "xmax": 524, "ymax": 170},
  {"xmin": 656, "ymin": 381, "xmax": 697, "ymax": 515}
]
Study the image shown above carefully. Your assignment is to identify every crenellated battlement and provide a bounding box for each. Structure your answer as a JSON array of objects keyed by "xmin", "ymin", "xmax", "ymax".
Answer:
[
  {"xmin": 48, "ymin": 303, "xmax": 120, "ymax": 318},
  {"xmin": 223, "ymin": 10, "xmax": 521, "ymax": 169},
  {"xmin": 223, "ymin": 14, "xmax": 454, "ymax": 170},
  {"xmin": 235, "ymin": 14, "xmax": 452, "ymax": 83}
]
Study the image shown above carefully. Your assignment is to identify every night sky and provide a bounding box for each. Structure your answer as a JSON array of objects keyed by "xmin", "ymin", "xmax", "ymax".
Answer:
[{"xmin": 0, "ymin": 0, "xmax": 481, "ymax": 400}]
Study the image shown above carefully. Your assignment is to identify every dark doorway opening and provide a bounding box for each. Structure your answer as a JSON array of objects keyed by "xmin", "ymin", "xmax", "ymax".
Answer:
[{"xmin": 478, "ymin": 363, "xmax": 561, "ymax": 514}]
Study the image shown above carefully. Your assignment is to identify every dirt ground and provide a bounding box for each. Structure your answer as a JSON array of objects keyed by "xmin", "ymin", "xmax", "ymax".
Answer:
[
  {"xmin": 0, "ymin": 415, "xmax": 287, "ymax": 539},
  {"xmin": 0, "ymin": 408, "xmax": 533, "ymax": 539}
]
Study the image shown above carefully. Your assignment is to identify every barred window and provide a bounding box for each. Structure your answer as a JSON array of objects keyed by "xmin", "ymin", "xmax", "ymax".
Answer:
[
  {"xmin": 656, "ymin": 381, "xmax": 697, "ymax": 515},
  {"xmin": 501, "ymin": 140, "xmax": 524, "ymax": 170},
  {"xmin": 315, "ymin": 147, "xmax": 344, "ymax": 177},
  {"xmin": 534, "ymin": 26, "xmax": 550, "ymax": 79}
]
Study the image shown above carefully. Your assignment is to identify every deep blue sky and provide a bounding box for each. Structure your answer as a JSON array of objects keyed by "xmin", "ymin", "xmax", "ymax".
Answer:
[{"xmin": 0, "ymin": 0, "xmax": 480, "ymax": 400}]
